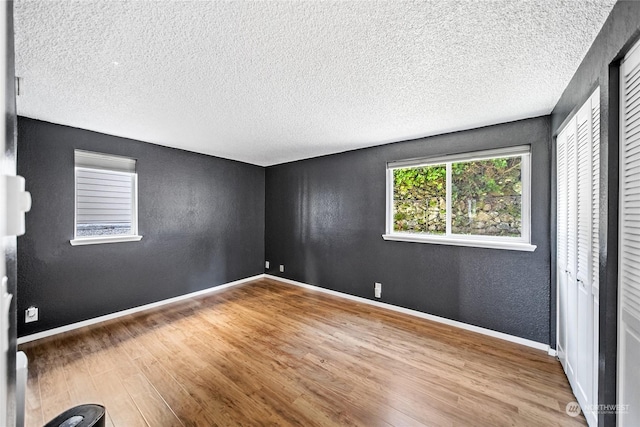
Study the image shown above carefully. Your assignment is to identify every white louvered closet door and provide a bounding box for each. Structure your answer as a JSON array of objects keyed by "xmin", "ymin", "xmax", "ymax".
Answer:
[
  {"xmin": 590, "ymin": 87, "xmax": 600, "ymax": 416},
  {"xmin": 557, "ymin": 87, "xmax": 600, "ymax": 427},
  {"xmin": 619, "ymin": 39, "xmax": 640, "ymax": 427},
  {"xmin": 557, "ymin": 128, "xmax": 569, "ymax": 365},
  {"xmin": 566, "ymin": 116, "xmax": 579, "ymax": 382},
  {"xmin": 575, "ymin": 96, "xmax": 596, "ymax": 425}
]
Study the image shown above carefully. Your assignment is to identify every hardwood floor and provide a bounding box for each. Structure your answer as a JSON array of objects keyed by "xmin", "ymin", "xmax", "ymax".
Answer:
[{"xmin": 19, "ymin": 278, "xmax": 586, "ymax": 426}]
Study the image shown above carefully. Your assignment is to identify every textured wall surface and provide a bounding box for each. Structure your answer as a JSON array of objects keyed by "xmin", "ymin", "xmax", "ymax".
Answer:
[
  {"xmin": 14, "ymin": 1, "xmax": 614, "ymax": 165},
  {"xmin": 265, "ymin": 116, "xmax": 551, "ymax": 344},
  {"xmin": 17, "ymin": 118, "xmax": 265, "ymax": 336},
  {"xmin": 550, "ymin": 2, "xmax": 640, "ymax": 425}
]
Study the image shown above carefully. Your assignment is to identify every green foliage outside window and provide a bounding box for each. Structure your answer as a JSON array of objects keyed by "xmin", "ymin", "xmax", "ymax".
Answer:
[
  {"xmin": 393, "ymin": 165, "xmax": 446, "ymax": 234},
  {"xmin": 393, "ymin": 156, "xmax": 522, "ymax": 237}
]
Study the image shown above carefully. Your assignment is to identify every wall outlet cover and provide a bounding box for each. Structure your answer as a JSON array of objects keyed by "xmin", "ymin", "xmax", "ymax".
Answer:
[
  {"xmin": 25, "ymin": 306, "xmax": 38, "ymax": 323},
  {"xmin": 374, "ymin": 282, "xmax": 382, "ymax": 298}
]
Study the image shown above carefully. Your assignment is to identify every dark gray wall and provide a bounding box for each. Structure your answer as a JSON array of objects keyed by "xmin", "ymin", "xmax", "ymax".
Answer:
[
  {"xmin": 265, "ymin": 116, "xmax": 551, "ymax": 344},
  {"xmin": 17, "ymin": 117, "xmax": 265, "ymax": 337},
  {"xmin": 550, "ymin": 2, "xmax": 640, "ymax": 425}
]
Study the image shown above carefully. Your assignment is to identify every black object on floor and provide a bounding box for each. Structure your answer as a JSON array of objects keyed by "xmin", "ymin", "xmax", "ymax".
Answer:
[{"xmin": 43, "ymin": 404, "xmax": 105, "ymax": 427}]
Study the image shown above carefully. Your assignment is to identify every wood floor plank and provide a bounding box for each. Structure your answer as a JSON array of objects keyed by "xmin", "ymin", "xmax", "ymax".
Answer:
[
  {"xmin": 38, "ymin": 361, "xmax": 74, "ymax": 423},
  {"xmin": 132, "ymin": 355, "xmax": 223, "ymax": 427},
  {"xmin": 60, "ymin": 351, "xmax": 105, "ymax": 408},
  {"xmin": 91, "ymin": 370, "xmax": 148, "ymax": 427},
  {"xmin": 120, "ymin": 373, "xmax": 183, "ymax": 427},
  {"xmin": 24, "ymin": 371, "xmax": 43, "ymax": 427},
  {"xmin": 20, "ymin": 279, "xmax": 586, "ymax": 426}
]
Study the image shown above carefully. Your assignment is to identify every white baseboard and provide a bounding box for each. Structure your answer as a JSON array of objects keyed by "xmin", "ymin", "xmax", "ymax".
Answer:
[
  {"xmin": 265, "ymin": 274, "xmax": 552, "ymax": 354},
  {"xmin": 19, "ymin": 273, "xmax": 553, "ymax": 355},
  {"xmin": 17, "ymin": 274, "xmax": 264, "ymax": 345}
]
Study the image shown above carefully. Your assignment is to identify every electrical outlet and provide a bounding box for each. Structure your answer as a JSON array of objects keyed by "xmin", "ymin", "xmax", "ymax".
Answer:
[
  {"xmin": 265, "ymin": 261, "xmax": 270, "ymax": 269},
  {"xmin": 374, "ymin": 282, "xmax": 382, "ymax": 298},
  {"xmin": 25, "ymin": 306, "xmax": 38, "ymax": 323},
  {"xmin": 279, "ymin": 265, "xmax": 285, "ymax": 272}
]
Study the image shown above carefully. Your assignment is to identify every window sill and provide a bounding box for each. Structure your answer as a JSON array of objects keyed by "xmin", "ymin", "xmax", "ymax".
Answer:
[
  {"xmin": 70, "ymin": 235, "xmax": 143, "ymax": 246},
  {"xmin": 381, "ymin": 234, "xmax": 536, "ymax": 252}
]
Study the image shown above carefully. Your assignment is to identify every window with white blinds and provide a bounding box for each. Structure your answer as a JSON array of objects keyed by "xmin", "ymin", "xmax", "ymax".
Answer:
[{"xmin": 70, "ymin": 150, "xmax": 142, "ymax": 246}]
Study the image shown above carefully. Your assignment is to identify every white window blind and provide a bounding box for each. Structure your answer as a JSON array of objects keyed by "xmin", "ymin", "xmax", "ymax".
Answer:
[
  {"xmin": 76, "ymin": 169, "xmax": 133, "ymax": 227},
  {"xmin": 72, "ymin": 150, "xmax": 140, "ymax": 245},
  {"xmin": 75, "ymin": 150, "xmax": 136, "ymax": 173}
]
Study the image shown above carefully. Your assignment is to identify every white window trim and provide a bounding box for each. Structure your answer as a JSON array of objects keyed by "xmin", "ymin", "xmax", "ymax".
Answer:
[
  {"xmin": 74, "ymin": 149, "xmax": 137, "ymax": 173},
  {"xmin": 70, "ymin": 235, "xmax": 143, "ymax": 246},
  {"xmin": 70, "ymin": 164, "xmax": 143, "ymax": 246},
  {"xmin": 383, "ymin": 145, "xmax": 536, "ymax": 252}
]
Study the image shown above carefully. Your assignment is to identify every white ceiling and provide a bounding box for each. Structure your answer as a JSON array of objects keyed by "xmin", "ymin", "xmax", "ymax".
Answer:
[{"xmin": 15, "ymin": 1, "xmax": 616, "ymax": 166}]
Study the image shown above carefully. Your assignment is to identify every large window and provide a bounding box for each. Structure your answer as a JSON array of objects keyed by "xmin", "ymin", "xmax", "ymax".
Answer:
[
  {"xmin": 70, "ymin": 150, "xmax": 142, "ymax": 246},
  {"xmin": 383, "ymin": 146, "xmax": 535, "ymax": 251}
]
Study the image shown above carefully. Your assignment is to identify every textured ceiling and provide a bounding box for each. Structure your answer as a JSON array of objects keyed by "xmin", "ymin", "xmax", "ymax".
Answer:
[{"xmin": 15, "ymin": 1, "xmax": 616, "ymax": 166}]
